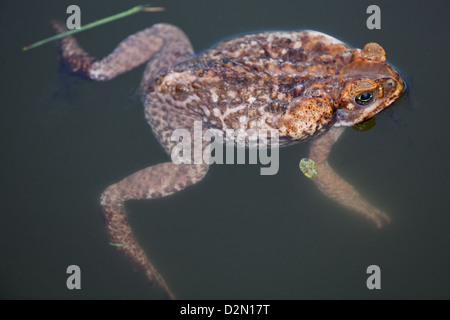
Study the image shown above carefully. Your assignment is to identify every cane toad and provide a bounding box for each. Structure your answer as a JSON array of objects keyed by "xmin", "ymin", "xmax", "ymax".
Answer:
[{"xmin": 51, "ymin": 22, "xmax": 405, "ymax": 299}]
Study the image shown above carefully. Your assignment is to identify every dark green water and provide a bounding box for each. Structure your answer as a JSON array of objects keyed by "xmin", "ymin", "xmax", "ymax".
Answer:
[{"xmin": 1, "ymin": 0, "xmax": 449, "ymax": 299}]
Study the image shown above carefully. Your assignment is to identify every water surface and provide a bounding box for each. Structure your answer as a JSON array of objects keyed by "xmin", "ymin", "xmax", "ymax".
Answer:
[{"xmin": 0, "ymin": 0, "xmax": 449, "ymax": 299}]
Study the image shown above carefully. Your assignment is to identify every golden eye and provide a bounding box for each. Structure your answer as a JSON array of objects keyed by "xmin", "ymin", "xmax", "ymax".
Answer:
[{"xmin": 355, "ymin": 91, "xmax": 375, "ymax": 106}]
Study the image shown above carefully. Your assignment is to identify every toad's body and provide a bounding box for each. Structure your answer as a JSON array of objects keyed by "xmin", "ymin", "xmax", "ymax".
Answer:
[{"xmin": 52, "ymin": 22, "xmax": 405, "ymax": 299}]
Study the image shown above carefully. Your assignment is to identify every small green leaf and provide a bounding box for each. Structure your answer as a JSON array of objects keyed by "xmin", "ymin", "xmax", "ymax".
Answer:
[{"xmin": 299, "ymin": 158, "xmax": 317, "ymax": 178}]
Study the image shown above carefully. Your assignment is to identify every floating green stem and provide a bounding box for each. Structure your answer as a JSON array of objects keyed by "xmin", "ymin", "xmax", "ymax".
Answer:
[
  {"xmin": 23, "ymin": 5, "xmax": 165, "ymax": 51},
  {"xmin": 109, "ymin": 242, "xmax": 128, "ymax": 247}
]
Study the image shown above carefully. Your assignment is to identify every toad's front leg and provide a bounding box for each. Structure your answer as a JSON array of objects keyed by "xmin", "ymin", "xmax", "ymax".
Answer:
[
  {"xmin": 100, "ymin": 163, "xmax": 209, "ymax": 299},
  {"xmin": 309, "ymin": 126, "xmax": 390, "ymax": 228}
]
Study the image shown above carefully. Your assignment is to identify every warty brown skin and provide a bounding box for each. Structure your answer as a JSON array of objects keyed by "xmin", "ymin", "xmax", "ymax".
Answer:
[{"xmin": 51, "ymin": 22, "xmax": 405, "ymax": 299}]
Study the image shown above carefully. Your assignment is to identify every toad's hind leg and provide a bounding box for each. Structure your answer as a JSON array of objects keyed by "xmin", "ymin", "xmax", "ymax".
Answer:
[
  {"xmin": 51, "ymin": 21, "xmax": 200, "ymax": 298},
  {"xmin": 309, "ymin": 126, "xmax": 390, "ymax": 228},
  {"xmin": 50, "ymin": 21, "xmax": 194, "ymax": 94},
  {"xmin": 101, "ymin": 163, "xmax": 209, "ymax": 299}
]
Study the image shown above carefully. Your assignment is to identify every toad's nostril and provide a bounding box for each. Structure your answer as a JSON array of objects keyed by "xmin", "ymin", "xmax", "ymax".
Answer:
[{"xmin": 336, "ymin": 109, "xmax": 347, "ymax": 119}]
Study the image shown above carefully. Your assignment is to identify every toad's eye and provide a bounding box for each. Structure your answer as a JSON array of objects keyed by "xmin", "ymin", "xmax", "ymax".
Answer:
[{"xmin": 355, "ymin": 91, "xmax": 375, "ymax": 106}]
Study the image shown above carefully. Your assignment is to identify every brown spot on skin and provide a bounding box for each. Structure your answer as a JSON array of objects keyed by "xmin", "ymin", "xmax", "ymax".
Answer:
[{"xmin": 279, "ymin": 96, "xmax": 334, "ymax": 140}]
